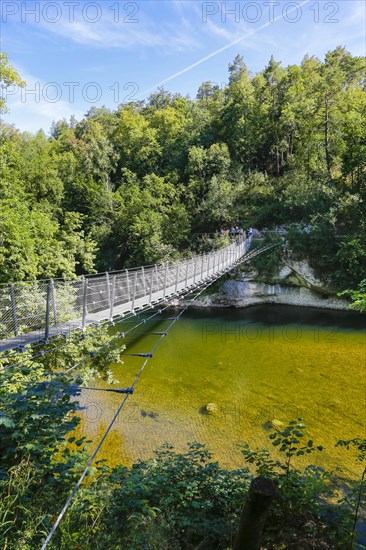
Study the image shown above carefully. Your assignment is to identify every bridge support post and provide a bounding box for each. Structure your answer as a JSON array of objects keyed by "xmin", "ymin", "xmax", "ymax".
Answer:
[
  {"xmin": 125, "ymin": 269, "xmax": 130, "ymax": 302},
  {"xmin": 45, "ymin": 282, "xmax": 52, "ymax": 342},
  {"xmin": 9, "ymin": 284, "xmax": 18, "ymax": 337},
  {"xmin": 131, "ymin": 272, "xmax": 137, "ymax": 311},
  {"xmin": 81, "ymin": 276, "xmax": 88, "ymax": 331},
  {"xmin": 163, "ymin": 263, "xmax": 168, "ymax": 298},
  {"xmin": 193, "ymin": 257, "xmax": 197, "ymax": 284},
  {"xmin": 110, "ymin": 275, "xmax": 116, "ymax": 321},
  {"xmin": 175, "ymin": 263, "xmax": 179, "ymax": 292},
  {"xmin": 207, "ymin": 255, "xmax": 210, "ymax": 278},
  {"xmin": 149, "ymin": 268, "xmax": 154, "ymax": 305},
  {"xmin": 142, "ymin": 267, "xmax": 146, "ymax": 295},
  {"xmin": 201, "ymin": 256, "xmax": 204, "ymax": 280},
  {"xmin": 185, "ymin": 260, "xmax": 189, "ymax": 287},
  {"xmin": 50, "ymin": 279, "xmax": 57, "ymax": 325},
  {"xmin": 106, "ymin": 272, "xmax": 111, "ymax": 312}
]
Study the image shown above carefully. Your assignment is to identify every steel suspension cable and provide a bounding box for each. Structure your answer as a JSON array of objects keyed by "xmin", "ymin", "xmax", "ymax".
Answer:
[{"xmin": 39, "ymin": 274, "xmax": 225, "ymax": 549}]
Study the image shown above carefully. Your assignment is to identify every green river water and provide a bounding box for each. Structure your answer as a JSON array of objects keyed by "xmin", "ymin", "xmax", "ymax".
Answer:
[{"xmin": 76, "ymin": 305, "xmax": 365, "ymax": 478}]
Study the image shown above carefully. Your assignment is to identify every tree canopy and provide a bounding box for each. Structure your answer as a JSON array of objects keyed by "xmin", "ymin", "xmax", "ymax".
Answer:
[{"xmin": 1, "ymin": 47, "xmax": 365, "ymax": 288}]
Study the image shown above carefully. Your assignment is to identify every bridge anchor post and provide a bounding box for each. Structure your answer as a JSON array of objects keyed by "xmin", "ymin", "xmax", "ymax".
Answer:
[{"xmin": 233, "ymin": 477, "xmax": 276, "ymax": 550}]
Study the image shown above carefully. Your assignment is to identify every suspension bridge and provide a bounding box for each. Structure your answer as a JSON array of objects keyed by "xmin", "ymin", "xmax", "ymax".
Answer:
[
  {"xmin": 0, "ymin": 236, "xmax": 278, "ymax": 353},
  {"xmin": 0, "ymin": 234, "xmax": 281, "ymax": 549}
]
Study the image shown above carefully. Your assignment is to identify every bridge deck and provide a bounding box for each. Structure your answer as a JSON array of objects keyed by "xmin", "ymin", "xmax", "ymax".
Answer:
[{"xmin": 1, "ymin": 238, "xmax": 262, "ymax": 353}]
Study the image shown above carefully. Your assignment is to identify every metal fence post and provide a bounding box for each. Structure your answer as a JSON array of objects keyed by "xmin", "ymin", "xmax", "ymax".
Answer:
[
  {"xmin": 9, "ymin": 284, "xmax": 18, "ymax": 337},
  {"xmin": 131, "ymin": 271, "xmax": 137, "ymax": 311},
  {"xmin": 149, "ymin": 268, "xmax": 154, "ymax": 305},
  {"xmin": 106, "ymin": 272, "xmax": 111, "ymax": 311},
  {"xmin": 201, "ymin": 256, "xmax": 204, "ymax": 281},
  {"xmin": 175, "ymin": 263, "xmax": 179, "ymax": 292},
  {"xmin": 50, "ymin": 279, "xmax": 57, "ymax": 326},
  {"xmin": 163, "ymin": 263, "xmax": 168, "ymax": 298},
  {"xmin": 45, "ymin": 282, "xmax": 52, "ymax": 341},
  {"xmin": 125, "ymin": 269, "xmax": 130, "ymax": 302},
  {"xmin": 207, "ymin": 255, "xmax": 210, "ymax": 277},
  {"xmin": 82, "ymin": 276, "xmax": 88, "ymax": 331},
  {"xmin": 185, "ymin": 260, "xmax": 189, "ymax": 287},
  {"xmin": 193, "ymin": 257, "xmax": 198, "ymax": 284},
  {"xmin": 142, "ymin": 266, "xmax": 146, "ymax": 295},
  {"xmin": 213, "ymin": 254, "xmax": 216, "ymax": 275},
  {"xmin": 110, "ymin": 275, "xmax": 116, "ymax": 321}
]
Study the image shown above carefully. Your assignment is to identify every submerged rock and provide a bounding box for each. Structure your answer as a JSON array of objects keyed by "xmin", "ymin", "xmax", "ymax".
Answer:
[
  {"xmin": 263, "ymin": 419, "xmax": 285, "ymax": 430},
  {"xmin": 200, "ymin": 402, "xmax": 220, "ymax": 416},
  {"xmin": 140, "ymin": 410, "xmax": 159, "ymax": 420}
]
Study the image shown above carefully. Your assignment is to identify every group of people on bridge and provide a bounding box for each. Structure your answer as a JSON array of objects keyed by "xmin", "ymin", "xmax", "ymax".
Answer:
[{"xmin": 221, "ymin": 226, "xmax": 253, "ymax": 240}]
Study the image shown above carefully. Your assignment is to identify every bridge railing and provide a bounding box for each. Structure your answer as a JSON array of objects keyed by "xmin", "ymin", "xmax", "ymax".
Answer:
[{"xmin": 0, "ymin": 236, "xmax": 250, "ymax": 349}]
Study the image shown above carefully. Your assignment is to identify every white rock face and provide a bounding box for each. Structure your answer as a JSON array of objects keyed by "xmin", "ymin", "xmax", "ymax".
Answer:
[
  {"xmin": 284, "ymin": 260, "xmax": 332, "ymax": 294},
  {"xmin": 177, "ymin": 259, "xmax": 349, "ymax": 311},
  {"xmin": 278, "ymin": 265, "xmax": 293, "ymax": 280},
  {"xmin": 213, "ymin": 280, "xmax": 348, "ymax": 310}
]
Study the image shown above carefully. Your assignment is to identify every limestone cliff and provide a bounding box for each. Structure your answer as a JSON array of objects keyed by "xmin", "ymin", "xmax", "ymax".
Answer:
[{"xmin": 180, "ymin": 259, "xmax": 349, "ymax": 311}]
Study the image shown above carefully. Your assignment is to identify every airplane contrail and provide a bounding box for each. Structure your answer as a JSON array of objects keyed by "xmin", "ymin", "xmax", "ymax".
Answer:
[{"xmin": 138, "ymin": 0, "xmax": 310, "ymax": 98}]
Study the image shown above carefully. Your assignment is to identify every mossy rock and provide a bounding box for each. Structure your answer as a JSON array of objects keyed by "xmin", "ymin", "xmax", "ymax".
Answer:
[
  {"xmin": 204, "ymin": 403, "xmax": 220, "ymax": 415},
  {"xmin": 263, "ymin": 419, "xmax": 284, "ymax": 430}
]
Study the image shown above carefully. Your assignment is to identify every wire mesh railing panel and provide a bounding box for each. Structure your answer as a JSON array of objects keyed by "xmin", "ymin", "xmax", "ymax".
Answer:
[
  {"xmin": 144, "ymin": 267, "xmax": 155, "ymax": 296},
  {"xmin": 180, "ymin": 262, "xmax": 188, "ymax": 284},
  {"xmin": 135, "ymin": 272, "xmax": 145, "ymax": 300},
  {"xmin": 86, "ymin": 277, "xmax": 110, "ymax": 314},
  {"xmin": 113, "ymin": 273, "xmax": 129, "ymax": 305},
  {"xmin": 54, "ymin": 280, "xmax": 83, "ymax": 324},
  {"xmin": 156, "ymin": 268, "xmax": 165, "ymax": 291},
  {"xmin": 166, "ymin": 264, "xmax": 175, "ymax": 290},
  {"xmin": 0, "ymin": 286, "xmax": 14, "ymax": 339},
  {"xmin": 14, "ymin": 282, "xmax": 49, "ymax": 334}
]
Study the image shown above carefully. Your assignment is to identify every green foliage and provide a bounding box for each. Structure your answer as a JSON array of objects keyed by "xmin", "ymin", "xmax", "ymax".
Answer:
[
  {"xmin": 249, "ymin": 235, "xmax": 284, "ymax": 279},
  {"xmin": 0, "ymin": 53, "xmax": 25, "ymax": 113},
  {"xmin": 243, "ymin": 420, "xmax": 352, "ymax": 549},
  {"xmin": 268, "ymin": 418, "xmax": 324, "ymax": 476},
  {"xmin": 1, "ymin": 48, "xmax": 365, "ymax": 283},
  {"xmin": 0, "ymin": 325, "xmax": 123, "ymax": 547},
  {"xmin": 336, "ymin": 437, "xmax": 366, "ymax": 548},
  {"xmin": 338, "ymin": 279, "xmax": 366, "ymax": 312},
  {"xmin": 106, "ymin": 443, "xmax": 249, "ymax": 549}
]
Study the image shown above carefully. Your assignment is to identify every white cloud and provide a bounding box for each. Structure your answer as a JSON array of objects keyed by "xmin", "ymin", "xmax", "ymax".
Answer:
[{"xmin": 36, "ymin": 8, "xmax": 200, "ymax": 53}]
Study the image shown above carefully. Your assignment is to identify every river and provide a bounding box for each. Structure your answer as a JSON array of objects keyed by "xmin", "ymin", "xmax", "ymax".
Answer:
[{"xmin": 75, "ymin": 305, "xmax": 365, "ymax": 478}]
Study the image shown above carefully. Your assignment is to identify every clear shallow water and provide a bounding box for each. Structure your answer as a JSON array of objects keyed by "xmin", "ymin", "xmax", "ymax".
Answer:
[{"xmin": 75, "ymin": 305, "xmax": 366, "ymax": 478}]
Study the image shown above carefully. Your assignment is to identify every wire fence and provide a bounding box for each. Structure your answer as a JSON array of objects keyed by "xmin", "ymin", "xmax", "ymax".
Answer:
[{"xmin": 0, "ymin": 237, "xmax": 252, "ymax": 350}]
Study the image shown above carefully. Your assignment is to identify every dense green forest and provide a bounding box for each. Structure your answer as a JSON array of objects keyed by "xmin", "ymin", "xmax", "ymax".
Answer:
[{"xmin": 1, "ymin": 47, "xmax": 365, "ymax": 288}]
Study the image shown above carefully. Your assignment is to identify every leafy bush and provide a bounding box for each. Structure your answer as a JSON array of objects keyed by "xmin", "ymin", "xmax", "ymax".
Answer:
[{"xmin": 248, "ymin": 234, "xmax": 284, "ymax": 279}]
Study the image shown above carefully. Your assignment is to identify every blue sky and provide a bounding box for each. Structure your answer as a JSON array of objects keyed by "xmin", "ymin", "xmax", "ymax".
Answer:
[{"xmin": 2, "ymin": 0, "xmax": 365, "ymax": 133}]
